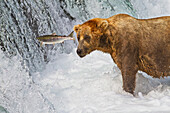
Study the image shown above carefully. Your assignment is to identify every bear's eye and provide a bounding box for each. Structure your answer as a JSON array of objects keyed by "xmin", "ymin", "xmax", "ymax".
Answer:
[{"xmin": 84, "ymin": 35, "xmax": 91, "ymax": 43}]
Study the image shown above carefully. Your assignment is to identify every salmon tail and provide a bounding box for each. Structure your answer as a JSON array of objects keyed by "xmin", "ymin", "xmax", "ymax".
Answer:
[
  {"xmin": 72, "ymin": 37, "xmax": 76, "ymax": 40},
  {"xmin": 40, "ymin": 42, "xmax": 43, "ymax": 47},
  {"xmin": 68, "ymin": 31, "xmax": 74, "ymax": 37},
  {"xmin": 52, "ymin": 33, "xmax": 56, "ymax": 35}
]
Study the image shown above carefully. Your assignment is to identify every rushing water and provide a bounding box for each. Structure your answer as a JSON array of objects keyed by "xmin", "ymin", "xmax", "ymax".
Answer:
[
  {"xmin": 0, "ymin": 0, "xmax": 170, "ymax": 113},
  {"xmin": 0, "ymin": 0, "xmax": 78, "ymax": 73}
]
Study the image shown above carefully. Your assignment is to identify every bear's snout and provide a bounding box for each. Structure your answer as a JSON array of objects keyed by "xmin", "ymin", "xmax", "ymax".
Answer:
[
  {"xmin": 77, "ymin": 49, "xmax": 82, "ymax": 54},
  {"xmin": 76, "ymin": 49, "xmax": 85, "ymax": 58}
]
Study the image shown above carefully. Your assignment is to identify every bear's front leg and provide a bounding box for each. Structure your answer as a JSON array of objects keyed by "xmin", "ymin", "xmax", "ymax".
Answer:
[
  {"xmin": 111, "ymin": 39, "xmax": 139, "ymax": 95},
  {"xmin": 121, "ymin": 66, "xmax": 138, "ymax": 95},
  {"xmin": 120, "ymin": 52, "xmax": 139, "ymax": 95}
]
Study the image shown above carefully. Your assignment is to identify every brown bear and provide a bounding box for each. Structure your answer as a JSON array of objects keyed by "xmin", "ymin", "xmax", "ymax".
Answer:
[{"xmin": 73, "ymin": 14, "xmax": 170, "ymax": 95}]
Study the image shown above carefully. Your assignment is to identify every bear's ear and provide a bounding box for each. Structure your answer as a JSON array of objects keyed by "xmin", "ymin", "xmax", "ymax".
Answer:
[
  {"xmin": 98, "ymin": 20, "xmax": 108, "ymax": 31},
  {"xmin": 73, "ymin": 24, "xmax": 80, "ymax": 32}
]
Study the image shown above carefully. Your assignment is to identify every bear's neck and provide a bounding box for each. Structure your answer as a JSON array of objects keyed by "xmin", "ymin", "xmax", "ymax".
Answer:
[{"xmin": 95, "ymin": 32, "xmax": 119, "ymax": 67}]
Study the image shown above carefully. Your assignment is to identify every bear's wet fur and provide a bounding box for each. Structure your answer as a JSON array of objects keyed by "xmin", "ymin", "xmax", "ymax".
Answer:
[{"xmin": 74, "ymin": 14, "xmax": 170, "ymax": 95}]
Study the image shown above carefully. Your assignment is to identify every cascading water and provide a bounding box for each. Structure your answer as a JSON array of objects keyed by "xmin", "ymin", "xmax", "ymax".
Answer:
[
  {"xmin": 0, "ymin": 0, "xmax": 170, "ymax": 113},
  {"xmin": 0, "ymin": 0, "xmax": 78, "ymax": 73}
]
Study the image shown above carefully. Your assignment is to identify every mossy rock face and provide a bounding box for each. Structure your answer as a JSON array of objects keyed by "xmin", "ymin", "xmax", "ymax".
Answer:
[{"xmin": 0, "ymin": 106, "xmax": 9, "ymax": 113}]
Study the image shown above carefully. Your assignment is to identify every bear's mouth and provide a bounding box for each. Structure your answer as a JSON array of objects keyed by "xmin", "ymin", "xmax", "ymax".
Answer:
[
  {"xmin": 78, "ymin": 54, "xmax": 86, "ymax": 58},
  {"xmin": 76, "ymin": 48, "xmax": 88, "ymax": 58}
]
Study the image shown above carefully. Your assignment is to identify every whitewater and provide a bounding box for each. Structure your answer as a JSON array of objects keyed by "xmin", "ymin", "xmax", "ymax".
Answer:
[{"xmin": 0, "ymin": 0, "xmax": 170, "ymax": 113}]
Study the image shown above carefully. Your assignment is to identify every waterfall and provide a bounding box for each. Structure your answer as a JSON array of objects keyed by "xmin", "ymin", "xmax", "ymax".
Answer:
[{"xmin": 0, "ymin": 0, "xmax": 169, "ymax": 112}]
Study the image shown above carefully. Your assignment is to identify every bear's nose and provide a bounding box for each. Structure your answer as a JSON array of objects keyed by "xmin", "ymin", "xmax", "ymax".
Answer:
[{"xmin": 77, "ymin": 49, "xmax": 82, "ymax": 55}]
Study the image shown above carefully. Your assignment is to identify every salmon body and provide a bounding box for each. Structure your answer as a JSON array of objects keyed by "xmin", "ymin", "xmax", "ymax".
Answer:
[{"xmin": 36, "ymin": 31, "xmax": 75, "ymax": 45}]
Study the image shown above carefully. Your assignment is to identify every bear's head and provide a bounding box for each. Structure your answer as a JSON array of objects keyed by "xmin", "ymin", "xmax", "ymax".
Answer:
[{"xmin": 74, "ymin": 18, "xmax": 110, "ymax": 58}]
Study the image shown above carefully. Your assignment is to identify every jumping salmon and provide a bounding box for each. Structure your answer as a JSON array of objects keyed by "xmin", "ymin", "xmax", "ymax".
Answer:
[{"xmin": 36, "ymin": 31, "xmax": 75, "ymax": 46}]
